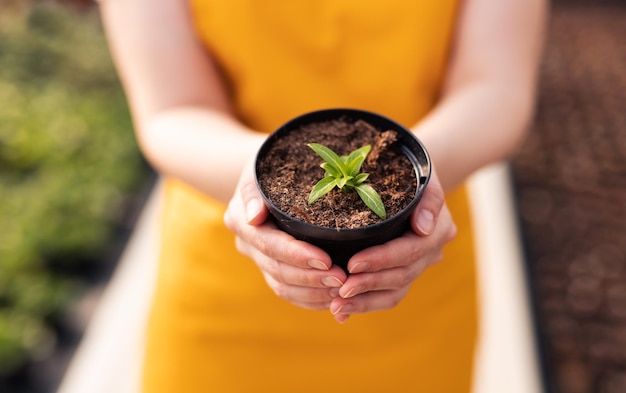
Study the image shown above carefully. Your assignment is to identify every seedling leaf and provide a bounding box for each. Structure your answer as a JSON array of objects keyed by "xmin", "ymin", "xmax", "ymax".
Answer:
[
  {"xmin": 308, "ymin": 143, "xmax": 348, "ymax": 177},
  {"xmin": 308, "ymin": 142, "xmax": 387, "ymax": 220},
  {"xmin": 321, "ymin": 162, "xmax": 341, "ymax": 178},
  {"xmin": 351, "ymin": 173, "xmax": 369, "ymax": 185},
  {"xmin": 308, "ymin": 176, "xmax": 338, "ymax": 205},
  {"xmin": 345, "ymin": 145, "xmax": 371, "ymax": 176},
  {"xmin": 336, "ymin": 175, "xmax": 354, "ymax": 189},
  {"xmin": 355, "ymin": 184, "xmax": 386, "ymax": 219}
]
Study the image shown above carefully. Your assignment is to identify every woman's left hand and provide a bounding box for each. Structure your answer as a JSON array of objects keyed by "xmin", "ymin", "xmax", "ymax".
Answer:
[{"xmin": 329, "ymin": 169, "xmax": 456, "ymax": 323}]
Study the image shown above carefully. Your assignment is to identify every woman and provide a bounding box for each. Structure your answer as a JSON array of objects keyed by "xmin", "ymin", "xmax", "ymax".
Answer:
[{"xmin": 100, "ymin": 0, "xmax": 546, "ymax": 391}]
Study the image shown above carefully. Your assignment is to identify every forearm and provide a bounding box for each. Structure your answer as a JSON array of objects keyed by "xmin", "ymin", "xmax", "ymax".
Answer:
[
  {"xmin": 412, "ymin": 78, "xmax": 536, "ymax": 191},
  {"xmin": 139, "ymin": 107, "xmax": 266, "ymax": 204},
  {"xmin": 100, "ymin": 0, "xmax": 266, "ymax": 204},
  {"xmin": 413, "ymin": 0, "xmax": 547, "ymax": 191}
]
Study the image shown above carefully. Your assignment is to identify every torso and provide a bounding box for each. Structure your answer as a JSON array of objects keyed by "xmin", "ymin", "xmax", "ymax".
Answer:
[{"xmin": 142, "ymin": 1, "xmax": 478, "ymax": 392}]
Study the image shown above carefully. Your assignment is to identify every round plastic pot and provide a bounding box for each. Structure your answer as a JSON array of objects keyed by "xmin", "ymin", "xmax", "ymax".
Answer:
[{"xmin": 254, "ymin": 108, "xmax": 431, "ymax": 272}]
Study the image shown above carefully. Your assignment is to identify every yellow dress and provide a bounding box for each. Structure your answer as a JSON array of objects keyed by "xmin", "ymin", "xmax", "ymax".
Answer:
[{"xmin": 142, "ymin": 1, "xmax": 478, "ymax": 392}]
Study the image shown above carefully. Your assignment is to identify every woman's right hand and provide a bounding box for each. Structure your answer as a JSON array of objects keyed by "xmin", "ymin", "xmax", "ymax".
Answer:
[{"xmin": 224, "ymin": 161, "xmax": 349, "ymax": 311}]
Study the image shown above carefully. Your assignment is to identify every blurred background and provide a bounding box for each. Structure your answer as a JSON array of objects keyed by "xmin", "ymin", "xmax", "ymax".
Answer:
[
  {"xmin": 512, "ymin": 0, "xmax": 626, "ymax": 392},
  {"xmin": 0, "ymin": 1, "xmax": 152, "ymax": 392},
  {"xmin": 0, "ymin": 0, "xmax": 624, "ymax": 393}
]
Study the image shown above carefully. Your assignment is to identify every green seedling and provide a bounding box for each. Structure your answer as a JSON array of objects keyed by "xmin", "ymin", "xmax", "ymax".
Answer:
[{"xmin": 307, "ymin": 143, "xmax": 386, "ymax": 219}]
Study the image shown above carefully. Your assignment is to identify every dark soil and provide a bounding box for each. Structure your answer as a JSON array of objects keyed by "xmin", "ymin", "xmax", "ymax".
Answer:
[
  {"xmin": 257, "ymin": 118, "xmax": 417, "ymax": 229},
  {"xmin": 511, "ymin": 2, "xmax": 626, "ymax": 393}
]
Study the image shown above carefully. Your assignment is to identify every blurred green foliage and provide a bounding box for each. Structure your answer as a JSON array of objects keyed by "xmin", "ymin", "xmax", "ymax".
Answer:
[{"xmin": 0, "ymin": 2, "xmax": 147, "ymax": 376}]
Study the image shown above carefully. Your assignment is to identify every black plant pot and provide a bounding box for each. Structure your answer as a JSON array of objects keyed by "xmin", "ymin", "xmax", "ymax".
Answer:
[{"xmin": 255, "ymin": 108, "xmax": 431, "ymax": 272}]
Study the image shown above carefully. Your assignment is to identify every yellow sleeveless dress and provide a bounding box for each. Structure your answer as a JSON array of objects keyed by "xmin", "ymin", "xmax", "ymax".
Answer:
[{"xmin": 142, "ymin": 1, "xmax": 478, "ymax": 392}]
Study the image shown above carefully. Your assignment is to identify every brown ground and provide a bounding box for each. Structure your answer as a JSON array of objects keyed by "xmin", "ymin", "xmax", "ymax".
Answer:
[{"xmin": 511, "ymin": 2, "xmax": 626, "ymax": 392}]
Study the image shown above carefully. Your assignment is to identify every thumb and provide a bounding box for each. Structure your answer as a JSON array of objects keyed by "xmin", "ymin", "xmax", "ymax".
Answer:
[
  {"xmin": 239, "ymin": 163, "xmax": 269, "ymax": 226},
  {"xmin": 411, "ymin": 168, "xmax": 445, "ymax": 236}
]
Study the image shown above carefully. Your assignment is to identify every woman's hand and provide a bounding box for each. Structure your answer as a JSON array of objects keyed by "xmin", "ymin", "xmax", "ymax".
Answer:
[
  {"xmin": 330, "ymin": 170, "xmax": 456, "ymax": 322},
  {"xmin": 224, "ymin": 161, "xmax": 348, "ymax": 311},
  {"xmin": 224, "ymin": 161, "xmax": 456, "ymax": 322}
]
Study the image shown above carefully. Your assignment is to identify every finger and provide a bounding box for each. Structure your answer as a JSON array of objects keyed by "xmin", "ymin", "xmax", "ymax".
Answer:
[
  {"xmin": 338, "ymin": 261, "xmax": 433, "ymax": 299},
  {"xmin": 411, "ymin": 167, "xmax": 445, "ymax": 236},
  {"xmin": 245, "ymin": 250, "xmax": 347, "ymax": 288},
  {"xmin": 263, "ymin": 273, "xmax": 341, "ymax": 310},
  {"xmin": 225, "ymin": 159, "xmax": 269, "ymax": 226},
  {"xmin": 240, "ymin": 174, "xmax": 269, "ymax": 225},
  {"xmin": 233, "ymin": 223, "xmax": 334, "ymax": 270},
  {"xmin": 330, "ymin": 286, "xmax": 411, "ymax": 315},
  {"xmin": 294, "ymin": 301, "xmax": 333, "ymax": 311},
  {"xmin": 347, "ymin": 204, "xmax": 455, "ymax": 274},
  {"xmin": 333, "ymin": 314, "xmax": 350, "ymax": 324},
  {"xmin": 227, "ymin": 182, "xmax": 333, "ymax": 270}
]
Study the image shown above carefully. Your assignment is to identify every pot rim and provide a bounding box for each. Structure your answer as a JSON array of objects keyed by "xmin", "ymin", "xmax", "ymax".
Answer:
[{"xmin": 254, "ymin": 107, "xmax": 431, "ymax": 234}]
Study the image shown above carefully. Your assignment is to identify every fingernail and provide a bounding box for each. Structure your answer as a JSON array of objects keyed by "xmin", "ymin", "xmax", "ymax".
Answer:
[
  {"xmin": 337, "ymin": 315, "xmax": 350, "ymax": 324},
  {"xmin": 416, "ymin": 209, "xmax": 435, "ymax": 235},
  {"xmin": 245, "ymin": 199, "xmax": 262, "ymax": 223},
  {"xmin": 322, "ymin": 276, "xmax": 343, "ymax": 288},
  {"xmin": 331, "ymin": 303, "xmax": 353, "ymax": 315},
  {"xmin": 308, "ymin": 259, "xmax": 329, "ymax": 270},
  {"xmin": 329, "ymin": 288, "xmax": 340, "ymax": 298},
  {"xmin": 342, "ymin": 286, "xmax": 364, "ymax": 299},
  {"xmin": 349, "ymin": 262, "xmax": 370, "ymax": 274}
]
